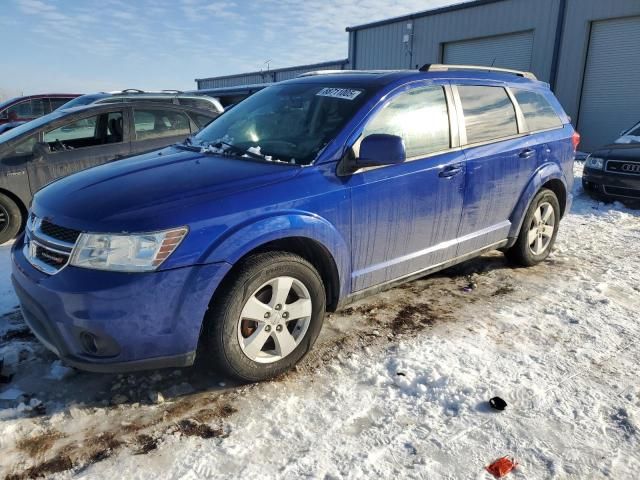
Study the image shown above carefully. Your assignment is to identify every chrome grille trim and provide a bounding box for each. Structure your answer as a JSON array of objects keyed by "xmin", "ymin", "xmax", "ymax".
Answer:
[{"xmin": 24, "ymin": 214, "xmax": 79, "ymax": 275}]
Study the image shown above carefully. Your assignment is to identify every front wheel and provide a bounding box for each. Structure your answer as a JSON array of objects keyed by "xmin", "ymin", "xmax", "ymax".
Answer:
[
  {"xmin": 200, "ymin": 252, "xmax": 326, "ymax": 381},
  {"xmin": 0, "ymin": 193, "xmax": 22, "ymax": 245},
  {"xmin": 504, "ymin": 188, "xmax": 560, "ymax": 267}
]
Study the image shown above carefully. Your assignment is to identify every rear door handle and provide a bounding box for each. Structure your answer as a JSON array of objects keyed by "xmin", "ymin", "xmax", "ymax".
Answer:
[
  {"xmin": 439, "ymin": 164, "xmax": 463, "ymax": 178},
  {"xmin": 519, "ymin": 148, "xmax": 535, "ymax": 159}
]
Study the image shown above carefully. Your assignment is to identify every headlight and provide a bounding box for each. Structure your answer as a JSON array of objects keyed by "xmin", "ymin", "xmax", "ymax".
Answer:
[
  {"xmin": 586, "ymin": 155, "xmax": 604, "ymax": 170},
  {"xmin": 70, "ymin": 227, "xmax": 188, "ymax": 272}
]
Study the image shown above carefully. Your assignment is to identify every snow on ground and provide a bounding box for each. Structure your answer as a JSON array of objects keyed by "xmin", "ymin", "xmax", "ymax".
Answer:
[
  {"xmin": 0, "ymin": 164, "xmax": 639, "ymax": 479},
  {"xmin": 0, "ymin": 240, "xmax": 17, "ymax": 315}
]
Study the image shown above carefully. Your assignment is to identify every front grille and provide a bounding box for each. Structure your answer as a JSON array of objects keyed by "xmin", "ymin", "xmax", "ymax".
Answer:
[
  {"xmin": 24, "ymin": 215, "xmax": 80, "ymax": 275},
  {"xmin": 606, "ymin": 160, "xmax": 640, "ymax": 176},
  {"xmin": 603, "ymin": 186, "xmax": 640, "ymax": 199},
  {"xmin": 35, "ymin": 244, "xmax": 70, "ymax": 268},
  {"xmin": 40, "ymin": 219, "xmax": 81, "ymax": 244}
]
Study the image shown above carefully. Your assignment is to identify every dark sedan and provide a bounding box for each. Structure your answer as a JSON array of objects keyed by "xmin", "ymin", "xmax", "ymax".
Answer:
[
  {"xmin": 582, "ymin": 120, "xmax": 640, "ymax": 203},
  {"xmin": 0, "ymin": 101, "xmax": 217, "ymax": 243}
]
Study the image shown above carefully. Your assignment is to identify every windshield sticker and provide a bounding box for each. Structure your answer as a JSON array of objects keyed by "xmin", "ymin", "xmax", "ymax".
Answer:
[{"xmin": 316, "ymin": 88, "xmax": 362, "ymax": 101}]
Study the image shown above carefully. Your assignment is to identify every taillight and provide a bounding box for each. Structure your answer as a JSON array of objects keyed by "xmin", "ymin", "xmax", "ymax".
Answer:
[{"xmin": 571, "ymin": 131, "xmax": 581, "ymax": 151}]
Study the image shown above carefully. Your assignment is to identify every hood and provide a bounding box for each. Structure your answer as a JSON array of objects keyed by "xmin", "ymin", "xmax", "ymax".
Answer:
[
  {"xmin": 32, "ymin": 146, "xmax": 301, "ymax": 232},
  {"xmin": 592, "ymin": 143, "xmax": 640, "ymax": 161}
]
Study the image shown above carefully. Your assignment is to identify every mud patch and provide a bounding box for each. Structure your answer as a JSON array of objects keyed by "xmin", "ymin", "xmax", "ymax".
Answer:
[
  {"xmin": 175, "ymin": 419, "xmax": 224, "ymax": 439},
  {"xmin": 6, "ymin": 454, "xmax": 73, "ymax": 480},
  {"xmin": 133, "ymin": 434, "xmax": 158, "ymax": 455},
  {"xmin": 492, "ymin": 285, "xmax": 516, "ymax": 296},
  {"xmin": 15, "ymin": 431, "xmax": 63, "ymax": 458},
  {"xmin": 391, "ymin": 303, "xmax": 441, "ymax": 334},
  {"xmin": 1, "ymin": 328, "xmax": 35, "ymax": 343}
]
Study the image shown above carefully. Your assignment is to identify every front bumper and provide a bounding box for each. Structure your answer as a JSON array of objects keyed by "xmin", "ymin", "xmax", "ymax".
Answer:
[
  {"xmin": 583, "ymin": 166, "xmax": 640, "ymax": 200},
  {"xmin": 11, "ymin": 235, "xmax": 231, "ymax": 373}
]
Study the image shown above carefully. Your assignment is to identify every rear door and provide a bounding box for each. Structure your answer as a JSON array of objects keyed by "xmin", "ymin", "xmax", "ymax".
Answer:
[
  {"xmin": 453, "ymin": 83, "xmax": 533, "ymax": 255},
  {"xmin": 130, "ymin": 107, "xmax": 193, "ymax": 155},
  {"xmin": 27, "ymin": 108, "xmax": 130, "ymax": 192},
  {"xmin": 349, "ymin": 82, "xmax": 466, "ymax": 291}
]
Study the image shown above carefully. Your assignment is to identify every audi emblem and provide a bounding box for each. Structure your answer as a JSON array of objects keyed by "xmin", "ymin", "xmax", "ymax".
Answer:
[{"xmin": 621, "ymin": 163, "xmax": 640, "ymax": 173}]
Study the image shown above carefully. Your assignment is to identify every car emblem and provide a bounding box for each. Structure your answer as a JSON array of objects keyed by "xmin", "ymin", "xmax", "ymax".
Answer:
[{"xmin": 621, "ymin": 163, "xmax": 640, "ymax": 173}]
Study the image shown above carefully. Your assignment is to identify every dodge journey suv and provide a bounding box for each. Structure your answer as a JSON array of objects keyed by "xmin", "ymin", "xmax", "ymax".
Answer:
[{"xmin": 11, "ymin": 65, "xmax": 579, "ymax": 381}]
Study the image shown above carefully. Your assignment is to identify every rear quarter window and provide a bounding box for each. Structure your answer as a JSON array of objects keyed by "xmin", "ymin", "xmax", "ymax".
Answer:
[
  {"xmin": 512, "ymin": 89, "xmax": 562, "ymax": 132},
  {"xmin": 457, "ymin": 85, "xmax": 518, "ymax": 144}
]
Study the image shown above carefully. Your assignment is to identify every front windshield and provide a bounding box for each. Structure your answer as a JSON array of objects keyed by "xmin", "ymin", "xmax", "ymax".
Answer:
[
  {"xmin": 193, "ymin": 83, "xmax": 369, "ymax": 165},
  {"xmin": 615, "ymin": 122, "xmax": 640, "ymax": 144},
  {"xmin": 0, "ymin": 110, "xmax": 65, "ymax": 143}
]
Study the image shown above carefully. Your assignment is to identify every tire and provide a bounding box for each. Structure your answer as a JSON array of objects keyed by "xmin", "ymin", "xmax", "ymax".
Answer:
[
  {"xmin": 200, "ymin": 251, "xmax": 326, "ymax": 382},
  {"xmin": 0, "ymin": 193, "xmax": 22, "ymax": 245},
  {"xmin": 505, "ymin": 188, "xmax": 561, "ymax": 267}
]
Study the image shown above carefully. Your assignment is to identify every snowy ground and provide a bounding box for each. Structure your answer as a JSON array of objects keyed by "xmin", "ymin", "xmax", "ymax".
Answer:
[{"xmin": 1, "ymin": 164, "xmax": 639, "ymax": 479}]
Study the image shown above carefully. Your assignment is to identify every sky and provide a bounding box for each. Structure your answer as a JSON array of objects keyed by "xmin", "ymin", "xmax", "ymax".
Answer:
[{"xmin": 0, "ymin": 0, "xmax": 464, "ymax": 99}]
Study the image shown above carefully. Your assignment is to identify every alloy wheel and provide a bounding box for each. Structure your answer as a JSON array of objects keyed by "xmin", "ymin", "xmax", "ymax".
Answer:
[
  {"xmin": 0, "ymin": 204, "xmax": 8, "ymax": 235},
  {"xmin": 237, "ymin": 276, "xmax": 312, "ymax": 364},
  {"xmin": 528, "ymin": 201, "xmax": 555, "ymax": 255}
]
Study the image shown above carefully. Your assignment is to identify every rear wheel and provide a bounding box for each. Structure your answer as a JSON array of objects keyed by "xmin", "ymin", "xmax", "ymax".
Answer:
[
  {"xmin": 505, "ymin": 188, "xmax": 560, "ymax": 267},
  {"xmin": 200, "ymin": 251, "xmax": 326, "ymax": 381},
  {"xmin": 0, "ymin": 194, "xmax": 22, "ymax": 245}
]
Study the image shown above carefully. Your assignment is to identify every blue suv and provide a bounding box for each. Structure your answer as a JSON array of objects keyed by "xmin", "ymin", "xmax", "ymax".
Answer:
[{"xmin": 11, "ymin": 65, "xmax": 579, "ymax": 381}]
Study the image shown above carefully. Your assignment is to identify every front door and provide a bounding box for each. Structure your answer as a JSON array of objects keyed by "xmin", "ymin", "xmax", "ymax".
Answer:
[
  {"xmin": 349, "ymin": 83, "xmax": 465, "ymax": 292},
  {"xmin": 27, "ymin": 109, "xmax": 130, "ymax": 192}
]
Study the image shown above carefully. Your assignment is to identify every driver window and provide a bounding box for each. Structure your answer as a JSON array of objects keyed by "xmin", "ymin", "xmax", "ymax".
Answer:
[
  {"xmin": 5, "ymin": 135, "xmax": 36, "ymax": 158},
  {"xmin": 44, "ymin": 112, "xmax": 123, "ymax": 151},
  {"xmin": 359, "ymin": 86, "xmax": 451, "ymax": 159}
]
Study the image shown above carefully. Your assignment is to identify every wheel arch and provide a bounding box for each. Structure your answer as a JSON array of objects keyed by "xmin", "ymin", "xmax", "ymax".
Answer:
[{"xmin": 508, "ymin": 163, "xmax": 568, "ymax": 241}]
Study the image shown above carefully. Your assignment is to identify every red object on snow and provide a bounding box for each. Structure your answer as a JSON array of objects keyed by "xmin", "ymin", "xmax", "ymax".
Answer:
[{"xmin": 486, "ymin": 457, "xmax": 518, "ymax": 478}]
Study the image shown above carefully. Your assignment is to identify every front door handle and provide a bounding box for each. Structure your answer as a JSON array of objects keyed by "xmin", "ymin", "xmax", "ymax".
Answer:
[
  {"xmin": 439, "ymin": 164, "xmax": 463, "ymax": 178},
  {"xmin": 519, "ymin": 148, "xmax": 535, "ymax": 159}
]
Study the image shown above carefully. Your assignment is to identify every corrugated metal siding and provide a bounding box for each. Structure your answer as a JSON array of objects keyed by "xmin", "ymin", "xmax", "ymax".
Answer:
[
  {"xmin": 443, "ymin": 31, "xmax": 533, "ymax": 71},
  {"xmin": 196, "ymin": 61, "xmax": 348, "ymax": 90},
  {"xmin": 554, "ymin": 0, "xmax": 640, "ymax": 127},
  {"xmin": 577, "ymin": 16, "xmax": 640, "ymax": 150},
  {"xmin": 352, "ymin": 0, "xmax": 559, "ymax": 80}
]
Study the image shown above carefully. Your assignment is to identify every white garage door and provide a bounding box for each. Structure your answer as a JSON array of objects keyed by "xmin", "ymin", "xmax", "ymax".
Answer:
[
  {"xmin": 443, "ymin": 31, "xmax": 533, "ymax": 72},
  {"xmin": 578, "ymin": 16, "xmax": 640, "ymax": 151}
]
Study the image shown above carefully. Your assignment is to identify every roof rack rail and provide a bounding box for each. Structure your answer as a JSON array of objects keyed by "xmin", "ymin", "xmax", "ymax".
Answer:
[
  {"xmin": 161, "ymin": 89, "xmax": 184, "ymax": 94},
  {"xmin": 419, "ymin": 64, "xmax": 537, "ymax": 80},
  {"xmin": 297, "ymin": 70, "xmax": 354, "ymax": 77},
  {"xmin": 120, "ymin": 88, "xmax": 145, "ymax": 93}
]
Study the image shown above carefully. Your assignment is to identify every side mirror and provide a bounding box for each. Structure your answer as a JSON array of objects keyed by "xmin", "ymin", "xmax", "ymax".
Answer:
[{"xmin": 357, "ymin": 134, "xmax": 406, "ymax": 168}]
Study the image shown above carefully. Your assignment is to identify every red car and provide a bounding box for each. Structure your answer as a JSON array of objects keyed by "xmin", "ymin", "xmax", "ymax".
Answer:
[{"xmin": 0, "ymin": 94, "xmax": 80, "ymax": 125}]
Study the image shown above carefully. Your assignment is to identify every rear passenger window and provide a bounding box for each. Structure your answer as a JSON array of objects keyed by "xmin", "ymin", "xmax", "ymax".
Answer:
[
  {"xmin": 133, "ymin": 109, "xmax": 191, "ymax": 140},
  {"xmin": 457, "ymin": 85, "xmax": 518, "ymax": 144},
  {"xmin": 512, "ymin": 89, "xmax": 562, "ymax": 131},
  {"xmin": 363, "ymin": 85, "xmax": 450, "ymax": 158}
]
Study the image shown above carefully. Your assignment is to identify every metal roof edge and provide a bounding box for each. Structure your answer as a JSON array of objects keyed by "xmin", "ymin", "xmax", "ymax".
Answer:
[{"xmin": 345, "ymin": 0, "xmax": 506, "ymax": 32}]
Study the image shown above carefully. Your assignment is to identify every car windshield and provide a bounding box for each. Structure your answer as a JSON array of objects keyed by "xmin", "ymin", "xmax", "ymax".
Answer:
[
  {"xmin": 58, "ymin": 94, "xmax": 110, "ymax": 110},
  {"xmin": 0, "ymin": 110, "xmax": 66, "ymax": 143},
  {"xmin": 193, "ymin": 83, "xmax": 369, "ymax": 165},
  {"xmin": 615, "ymin": 121, "xmax": 640, "ymax": 144}
]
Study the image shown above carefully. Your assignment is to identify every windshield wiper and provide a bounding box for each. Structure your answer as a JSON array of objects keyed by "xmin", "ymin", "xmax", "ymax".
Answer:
[
  {"xmin": 207, "ymin": 141, "xmax": 266, "ymax": 161},
  {"xmin": 174, "ymin": 136, "xmax": 201, "ymax": 151}
]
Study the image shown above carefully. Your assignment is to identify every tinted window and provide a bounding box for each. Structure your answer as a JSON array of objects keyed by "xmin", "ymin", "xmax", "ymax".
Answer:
[
  {"xmin": 458, "ymin": 85, "xmax": 518, "ymax": 144},
  {"xmin": 7, "ymin": 101, "xmax": 32, "ymax": 119},
  {"xmin": 44, "ymin": 111, "xmax": 123, "ymax": 150},
  {"xmin": 363, "ymin": 86, "xmax": 450, "ymax": 158},
  {"xmin": 5, "ymin": 135, "xmax": 36, "ymax": 157},
  {"xmin": 512, "ymin": 89, "xmax": 562, "ymax": 131},
  {"xmin": 178, "ymin": 97, "xmax": 218, "ymax": 113},
  {"xmin": 134, "ymin": 109, "xmax": 190, "ymax": 140},
  {"xmin": 31, "ymin": 99, "xmax": 46, "ymax": 117},
  {"xmin": 192, "ymin": 113, "xmax": 214, "ymax": 129},
  {"xmin": 50, "ymin": 98, "xmax": 72, "ymax": 111}
]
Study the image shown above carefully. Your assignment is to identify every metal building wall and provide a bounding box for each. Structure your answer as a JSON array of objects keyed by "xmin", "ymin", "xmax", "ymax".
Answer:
[
  {"xmin": 348, "ymin": 0, "xmax": 560, "ymax": 81},
  {"xmin": 196, "ymin": 60, "xmax": 348, "ymax": 90},
  {"xmin": 553, "ymin": 0, "xmax": 640, "ymax": 122}
]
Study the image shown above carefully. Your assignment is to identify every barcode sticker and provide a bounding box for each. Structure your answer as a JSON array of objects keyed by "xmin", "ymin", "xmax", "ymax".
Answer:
[{"xmin": 316, "ymin": 88, "xmax": 362, "ymax": 100}]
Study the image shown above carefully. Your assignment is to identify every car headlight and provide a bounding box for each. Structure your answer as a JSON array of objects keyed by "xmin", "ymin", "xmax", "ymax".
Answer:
[
  {"xmin": 586, "ymin": 155, "xmax": 604, "ymax": 170},
  {"xmin": 70, "ymin": 227, "xmax": 188, "ymax": 272}
]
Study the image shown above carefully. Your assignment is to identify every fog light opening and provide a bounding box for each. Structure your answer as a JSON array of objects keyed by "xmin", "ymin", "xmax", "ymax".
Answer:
[{"xmin": 80, "ymin": 332, "xmax": 99, "ymax": 355}]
